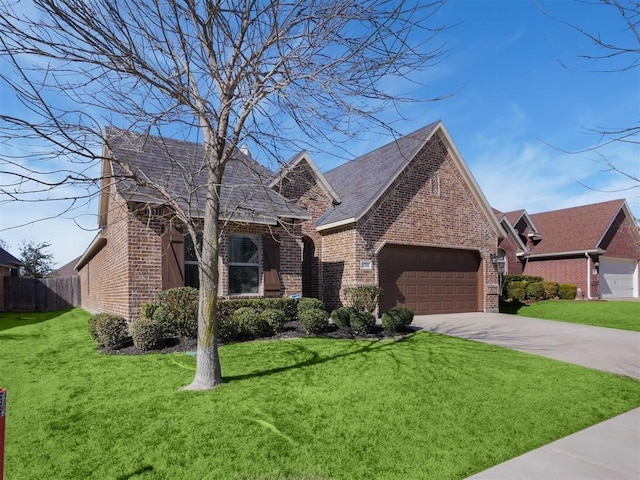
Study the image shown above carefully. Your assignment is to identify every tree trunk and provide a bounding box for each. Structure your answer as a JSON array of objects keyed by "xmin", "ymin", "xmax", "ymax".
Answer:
[{"xmin": 183, "ymin": 151, "xmax": 224, "ymax": 390}]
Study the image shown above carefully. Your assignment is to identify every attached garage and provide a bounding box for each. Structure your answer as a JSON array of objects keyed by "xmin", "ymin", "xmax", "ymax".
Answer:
[
  {"xmin": 378, "ymin": 245, "xmax": 481, "ymax": 315},
  {"xmin": 599, "ymin": 257, "xmax": 638, "ymax": 299}
]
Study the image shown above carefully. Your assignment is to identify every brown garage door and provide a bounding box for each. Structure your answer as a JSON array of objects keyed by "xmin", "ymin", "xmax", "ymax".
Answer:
[{"xmin": 379, "ymin": 245, "xmax": 481, "ymax": 315}]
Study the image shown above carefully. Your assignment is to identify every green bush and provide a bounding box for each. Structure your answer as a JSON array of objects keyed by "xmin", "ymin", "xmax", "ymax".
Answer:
[
  {"xmin": 157, "ymin": 287, "xmax": 199, "ymax": 338},
  {"xmin": 261, "ymin": 308, "xmax": 287, "ymax": 333},
  {"xmin": 381, "ymin": 309, "xmax": 403, "ymax": 333},
  {"xmin": 526, "ymin": 282, "xmax": 546, "ymax": 301},
  {"xmin": 503, "ymin": 275, "xmax": 545, "ymax": 302},
  {"xmin": 343, "ymin": 285, "xmax": 384, "ymax": 312},
  {"xmin": 92, "ymin": 313, "xmax": 129, "ymax": 350},
  {"xmin": 88, "ymin": 312, "xmax": 110, "ymax": 339},
  {"xmin": 349, "ymin": 311, "xmax": 376, "ymax": 335},
  {"xmin": 218, "ymin": 298, "xmax": 297, "ymax": 323},
  {"xmin": 299, "ymin": 308, "xmax": 329, "ymax": 334},
  {"xmin": 131, "ymin": 317, "xmax": 165, "ymax": 351},
  {"xmin": 381, "ymin": 306, "xmax": 414, "ymax": 332},
  {"xmin": 558, "ymin": 283, "xmax": 578, "ymax": 300},
  {"xmin": 506, "ymin": 280, "xmax": 527, "ymax": 302},
  {"xmin": 233, "ymin": 307, "xmax": 272, "ymax": 338},
  {"xmin": 140, "ymin": 302, "xmax": 160, "ymax": 320},
  {"xmin": 217, "ymin": 314, "xmax": 240, "ymax": 343},
  {"xmin": 543, "ymin": 281, "xmax": 559, "ymax": 299},
  {"xmin": 330, "ymin": 307, "xmax": 354, "ymax": 328},
  {"xmin": 151, "ymin": 305, "xmax": 172, "ymax": 336},
  {"xmin": 297, "ymin": 297, "xmax": 325, "ymax": 315}
]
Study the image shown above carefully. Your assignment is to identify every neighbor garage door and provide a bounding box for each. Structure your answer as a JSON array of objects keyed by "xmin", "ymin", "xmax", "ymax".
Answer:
[
  {"xmin": 378, "ymin": 245, "xmax": 481, "ymax": 315},
  {"xmin": 599, "ymin": 257, "xmax": 638, "ymax": 299}
]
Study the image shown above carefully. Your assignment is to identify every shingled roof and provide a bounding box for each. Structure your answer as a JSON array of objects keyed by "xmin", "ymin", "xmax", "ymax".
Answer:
[
  {"xmin": 105, "ymin": 127, "xmax": 310, "ymax": 224},
  {"xmin": 0, "ymin": 246, "xmax": 22, "ymax": 269},
  {"xmin": 528, "ymin": 199, "xmax": 627, "ymax": 254},
  {"xmin": 318, "ymin": 122, "xmax": 440, "ymax": 227}
]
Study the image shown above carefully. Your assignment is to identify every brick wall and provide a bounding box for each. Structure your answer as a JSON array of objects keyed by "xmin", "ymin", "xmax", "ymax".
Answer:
[
  {"xmin": 524, "ymin": 256, "xmax": 597, "ymax": 298},
  {"xmin": 79, "ymin": 189, "xmax": 132, "ymax": 319},
  {"xmin": 274, "ymin": 158, "xmax": 334, "ymax": 298},
  {"xmin": 320, "ymin": 227, "xmax": 356, "ymax": 310},
  {"xmin": 498, "ymin": 234, "xmax": 524, "ymax": 275}
]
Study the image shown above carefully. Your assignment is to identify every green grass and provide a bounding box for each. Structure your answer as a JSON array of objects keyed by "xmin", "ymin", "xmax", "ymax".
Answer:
[
  {"xmin": 2, "ymin": 309, "xmax": 640, "ymax": 480},
  {"xmin": 502, "ymin": 300, "xmax": 640, "ymax": 331}
]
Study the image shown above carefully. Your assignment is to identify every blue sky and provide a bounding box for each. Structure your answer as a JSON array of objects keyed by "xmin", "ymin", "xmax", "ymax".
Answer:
[{"xmin": 0, "ymin": 0, "xmax": 638, "ymax": 267}]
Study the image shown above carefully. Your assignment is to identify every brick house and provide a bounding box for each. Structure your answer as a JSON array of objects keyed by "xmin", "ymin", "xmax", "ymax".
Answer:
[
  {"xmin": 0, "ymin": 246, "xmax": 22, "ymax": 312},
  {"xmin": 495, "ymin": 200, "xmax": 640, "ymax": 299},
  {"xmin": 76, "ymin": 121, "xmax": 504, "ymax": 320}
]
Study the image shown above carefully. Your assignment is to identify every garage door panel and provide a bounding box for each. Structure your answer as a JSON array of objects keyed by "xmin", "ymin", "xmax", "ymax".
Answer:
[
  {"xmin": 600, "ymin": 257, "xmax": 638, "ymax": 299},
  {"xmin": 379, "ymin": 245, "xmax": 480, "ymax": 315}
]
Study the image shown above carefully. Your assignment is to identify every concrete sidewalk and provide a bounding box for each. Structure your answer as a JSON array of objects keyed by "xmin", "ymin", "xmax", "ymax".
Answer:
[
  {"xmin": 411, "ymin": 312, "xmax": 640, "ymax": 479},
  {"xmin": 468, "ymin": 407, "xmax": 640, "ymax": 479}
]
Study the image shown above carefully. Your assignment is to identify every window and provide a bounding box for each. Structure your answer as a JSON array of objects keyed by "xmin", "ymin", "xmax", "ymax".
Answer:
[
  {"xmin": 229, "ymin": 235, "xmax": 260, "ymax": 295},
  {"xmin": 184, "ymin": 232, "xmax": 202, "ymax": 289}
]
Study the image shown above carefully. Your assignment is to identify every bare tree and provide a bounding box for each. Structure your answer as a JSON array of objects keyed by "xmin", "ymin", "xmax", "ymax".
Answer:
[
  {"xmin": 540, "ymin": 0, "xmax": 639, "ymax": 185},
  {"xmin": 0, "ymin": 0, "xmax": 448, "ymax": 390}
]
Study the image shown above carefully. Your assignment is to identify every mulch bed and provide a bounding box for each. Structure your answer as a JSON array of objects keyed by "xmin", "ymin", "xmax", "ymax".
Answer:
[{"xmin": 101, "ymin": 321, "xmax": 419, "ymax": 356}]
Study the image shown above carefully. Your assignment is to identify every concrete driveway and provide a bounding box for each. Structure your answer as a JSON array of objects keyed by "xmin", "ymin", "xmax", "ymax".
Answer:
[{"xmin": 412, "ymin": 312, "xmax": 640, "ymax": 379}]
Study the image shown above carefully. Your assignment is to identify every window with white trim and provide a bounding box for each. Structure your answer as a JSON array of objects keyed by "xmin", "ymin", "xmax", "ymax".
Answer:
[{"xmin": 229, "ymin": 235, "xmax": 260, "ymax": 294}]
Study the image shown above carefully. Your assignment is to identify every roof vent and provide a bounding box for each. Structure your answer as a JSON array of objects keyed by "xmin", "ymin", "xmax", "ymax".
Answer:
[{"xmin": 240, "ymin": 144, "xmax": 251, "ymax": 158}]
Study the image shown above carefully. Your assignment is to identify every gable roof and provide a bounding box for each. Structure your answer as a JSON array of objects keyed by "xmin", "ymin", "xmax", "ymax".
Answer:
[
  {"xmin": 316, "ymin": 121, "xmax": 503, "ymax": 239},
  {"xmin": 270, "ymin": 151, "xmax": 341, "ymax": 204},
  {"xmin": 503, "ymin": 209, "xmax": 540, "ymax": 234},
  {"xmin": 0, "ymin": 246, "xmax": 22, "ymax": 269},
  {"xmin": 319, "ymin": 122, "xmax": 439, "ymax": 228},
  {"xmin": 527, "ymin": 199, "xmax": 629, "ymax": 255},
  {"xmin": 51, "ymin": 256, "xmax": 81, "ymax": 277},
  {"xmin": 103, "ymin": 127, "xmax": 310, "ymax": 225}
]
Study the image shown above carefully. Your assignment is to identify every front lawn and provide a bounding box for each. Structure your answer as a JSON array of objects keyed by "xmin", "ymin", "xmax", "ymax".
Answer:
[
  {"xmin": 502, "ymin": 300, "xmax": 640, "ymax": 331},
  {"xmin": 2, "ymin": 309, "xmax": 639, "ymax": 480}
]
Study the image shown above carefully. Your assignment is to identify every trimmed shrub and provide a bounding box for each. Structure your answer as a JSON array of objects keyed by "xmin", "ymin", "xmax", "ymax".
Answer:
[
  {"xmin": 131, "ymin": 317, "xmax": 165, "ymax": 351},
  {"xmin": 92, "ymin": 314, "xmax": 129, "ymax": 350},
  {"xmin": 558, "ymin": 283, "xmax": 578, "ymax": 300},
  {"xmin": 297, "ymin": 297, "xmax": 325, "ymax": 315},
  {"xmin": 395, "ymin": 306, "xmax": 414, "ymax": 326},
  {"xmin": 526, "ymin": 281, "xmax": 546, "ymax": 301},
  {"xmin": 233, "ymin": 307, "xmax": 272, "ymax": 338},
  {"xmin": 502, "ymin": 275, "xmax": 545, "ymax": 302},
  {"xmin": 330, "ymin": 307, "xmax": 354, "ymax": 328},
  {"xmin": 506, "ymin": 280, "xmax": 527, "ymax": 302},
  {"xmin": 140, "ymin": 302, "xmax": 160, "ymax": 320},
  {"xmin": 151, "ymin": 305, "xmax": 172, "ymax": 337},
  {"xmin": 217, "ymin": 314, "xmax": 240, "ymax": 343},
  {"xmin": 88, "ymin": 312, "xmax": 110, "ymax": 339},
  {"xmin": 343, "ymin": 285, "xmax": 384, "ymax": 312},
  {"xmin": 157, "ymin": 287, "xmax": 199, "ymax": 338},
  {"xmin": 381, "ymin": 309, "xmax": 403, "ymax": 333},
  {"xmin": 218, "ymin": 298, "xmax": 297, "ymax": 323},
  {"xmin": 299, "ymin": 308, "xmax": 329, "ymax": 334},
  {"xmin": 261, "ymin": 308, "xmax": 287, "ymax": 333},
  {"xmin": 350, "ymin": 311, "xmax": 376, "ymax": 335},
  {"xmin": 543, "ymin": 281, "xmax": 559, "ymax": 299}
]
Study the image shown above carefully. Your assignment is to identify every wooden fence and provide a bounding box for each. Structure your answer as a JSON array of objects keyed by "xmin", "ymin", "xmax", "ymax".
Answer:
[{"xmin": 3, "ymin": 276, "xmax": 81, "ymax": 312}]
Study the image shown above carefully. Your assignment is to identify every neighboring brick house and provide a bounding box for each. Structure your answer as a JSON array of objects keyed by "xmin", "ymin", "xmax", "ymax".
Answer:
[
  {"xmin": 496, "ymin": 200, "xmax": 640, "ymax": 299},
  {"xmin": 77, "ymin": 121, "xmax": 504, "ymax": 320},
  {"xmin": 0, "ymin": 246, "xmax": 22, "ymax": 311}
]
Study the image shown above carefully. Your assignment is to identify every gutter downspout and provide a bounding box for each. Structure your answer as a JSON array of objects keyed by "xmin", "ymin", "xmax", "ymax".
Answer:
[{"xmin": 585, "ymin": 252, "xmax": 593, "ymax": 300}]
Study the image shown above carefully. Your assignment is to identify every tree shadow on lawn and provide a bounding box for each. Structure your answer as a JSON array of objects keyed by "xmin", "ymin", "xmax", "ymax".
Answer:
[
  {"xmin": 223, "ymin": 331, "xmax": 418, "ymax": 383},
  {"xmin": 0, "ymin": 309, "xmax": 71, "ymax": 333}
]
